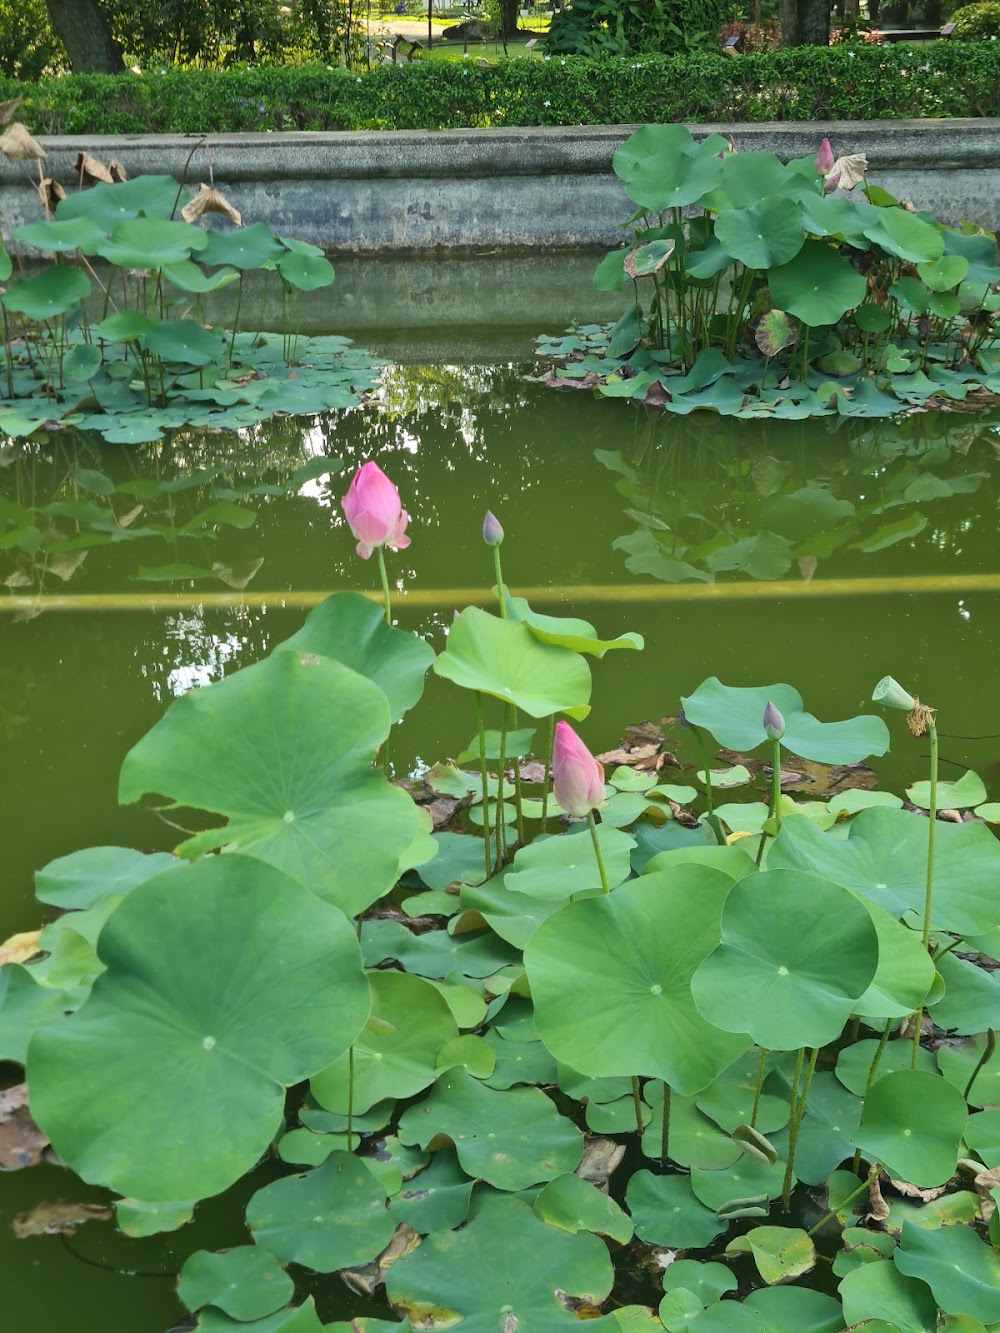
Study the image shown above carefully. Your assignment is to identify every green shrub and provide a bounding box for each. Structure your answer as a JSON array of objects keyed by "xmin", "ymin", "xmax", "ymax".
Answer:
[
  {"xmin": 546, "ymin": 0, "xmax": 725, "ymax": 56},
  {"xmin": 0, "ymin": 0, "xmax": 67, "ymax": 79},
  {"xmin": 951, "ymin": 0, "xmax": 1000, "ymax": 35},
  {"xmin": 3, "ymin": 42, "xmax": 1000, "ymax": 133}
]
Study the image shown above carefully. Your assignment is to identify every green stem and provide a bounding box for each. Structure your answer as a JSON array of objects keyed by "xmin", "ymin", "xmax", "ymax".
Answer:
[
  {"xmin": 807, "ymin": 1168, "xmax": 877, "ymax": 1237},
  {"xmin": 540, "ymin": 714, "xmax": 555, "ymax": 834},
  {"xmin": 475, "ymin": 692, "xmax": 491, "ymax": 881},
  {"xmin": 376, "ymin": 545, "xmax": 392, "ymax": 626},
  {"xmin": 347, "ymin": 1043, "xmax": 355, "ymax": 1152},
  {"xmin": 963, "ymin": 1028, "xmax": 996, "ymax": 1102},
  {"xmin": 510, "ymin": 707, "xmax": 526, "ymax": 847},
  {"xmin": 227, "ymin": 272, "xmax": 244, "ymax": 368},
  {"xmin": 750, "ymin": 1046, "xmax": 767, "ymax": 1129},
  {"xmin": 770, "ymin": 739, "xmax": 783, "ymax": 834},
  {"xmin": 660, "ymin": 1081, "xmax": 671, "ymax": 1163},
  {"xmin": 851, "ymin": 1017, "xmax": 894, "ymax": 1173},
  {"xmin": 912, "ymin": 712, "xmax": 938, "ymax": 1068},
  {"xmin": 631, "ymin": 1076, "xmax": 645, "ymax": 1137},
  {"xmin": 495, "ymin": 717, "xmax": 507, "ymax": 869},
  {"xmin": 692, "ymin": 727, "xmax": 725, "ymax": 845},
  {"xmin": 493, "ymin": 544, "xmax": 507, "ymax": 618},
  {"xmin": 782, "ymin": 1046, "xmax": 818, "ymax": 1210},
  {"xmin": 588, "ymin": 811, "xmax": 610, "ymax": 894}
]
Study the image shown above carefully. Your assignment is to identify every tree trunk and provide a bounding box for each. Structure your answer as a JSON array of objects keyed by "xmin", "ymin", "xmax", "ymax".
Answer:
[
  {"xmin": 45, "ymin": 0, "xmax": 126, "ymax": 73},
  {"xmin": 779, "ymin": 0, "xmax": 830, "ymax": 43},
  {"xmin": 500, "ymin": 0, "xmax": 520, "ymax": 37}
]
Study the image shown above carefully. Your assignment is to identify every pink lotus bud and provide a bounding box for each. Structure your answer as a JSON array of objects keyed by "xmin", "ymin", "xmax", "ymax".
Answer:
[
  {"xmin": 552, "ymin": 721, "xmax": 606, "ymax": 818},
  {"xmin": 763, "ymin": 701, "xmax": 785, "ymax": 741},
  {"xmin": 823, "ymin": 169, "xmax": 842, "ymax": 194},
  {"xmin": 482, "ymin": 510, "xmax": 504, "ymax": 546},
  {"xmin": 815, "ymin": 138, "xmax": 835, "ymax": 176},
  {"xmin": 341, "ymin": 461, "xmax": 411, "ymax": 561}
]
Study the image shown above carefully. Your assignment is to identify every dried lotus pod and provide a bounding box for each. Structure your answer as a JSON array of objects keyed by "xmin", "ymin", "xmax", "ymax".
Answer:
[{"xmin": 181, "ymin": 183, "xmax": 242, "ymax": 226}]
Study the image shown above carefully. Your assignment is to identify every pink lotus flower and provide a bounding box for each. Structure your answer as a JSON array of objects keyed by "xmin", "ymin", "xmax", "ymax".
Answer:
[
  {"xmin": 341, "ymin": 461, "xmax": 410, "ymax": 561},
  {"xmin": 552, "ymin": 721, "xmax": 606, "ymax": 818},
  {"xmin": 815, "ymin": 137, "xmax": 835, "ymax": 176}
]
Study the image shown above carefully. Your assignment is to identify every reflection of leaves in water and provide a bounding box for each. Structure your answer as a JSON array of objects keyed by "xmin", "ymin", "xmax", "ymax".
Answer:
[{"xmin": 599, "ymin": 408, "xmax": 995, "ymax": 584}]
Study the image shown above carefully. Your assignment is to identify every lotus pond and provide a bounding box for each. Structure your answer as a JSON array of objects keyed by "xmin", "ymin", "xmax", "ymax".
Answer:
[{"xmin": 1, "ymin": 165, "xmax": 1000, "ymax": 1331}]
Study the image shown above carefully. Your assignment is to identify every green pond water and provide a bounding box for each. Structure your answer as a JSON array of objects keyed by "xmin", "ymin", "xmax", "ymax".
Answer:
[{"xmin": 2, "ymin": 274, "xmax": 1000, "ymax": 1330}]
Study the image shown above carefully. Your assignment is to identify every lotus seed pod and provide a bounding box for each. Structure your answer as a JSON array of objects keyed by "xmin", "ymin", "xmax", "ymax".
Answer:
[
  {"xmin": 482, "ymin": 510, "xmax": 504, "ymax": 547},
  {"xmin": 762, "ymin": 701, "xmax": 785, "ymax": 741},
  {"xmin": 872, "ymin": 676, "xmax": 917, "ymax": 712}
]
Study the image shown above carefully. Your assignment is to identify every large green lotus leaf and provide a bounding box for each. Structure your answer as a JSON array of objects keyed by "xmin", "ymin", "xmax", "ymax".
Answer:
[
  {"xmin": 309, "ymin": 970, "xmax": 457, "ymax": 1114},
  {"xmin": 840, "ymin": 1259, "xmax": 939, "ymax": 1333},
  {"xmin": 768, "ymin": 242, "xmax": 868, "ymax": 327},
  {"xmin": 852, "ymin": 1069, "xmax": 967, "ymax": 1186},
  {"xmin": 275, "ymin": 592, "xmax": 434, "ymax": 719},
  {"xmin": 851, "ymin": 895, "xmax": 936, "ymax": 1020},
  {"xmin": 119, "ymin": 651, "xmax": 430, "ymax": 916},
  {"xmin": 798, "ymin": 192, "xmax": 877, "ymax": 246},
  {"xmin": 835, "ymin": 1038, "xmax": 935, "ymax": 1095},
  {"xmin": 696, "ymin": 1050, "xmax": 791, "ymax": 1136},
  {"xmin": 931, "ymin": 951, "xmax": 1000, "ymax": 1034},
  {"xmin": 790, "ymin": 1071, "xmax": 861, "ymax": 1185},
  {"xmin": 195, "ymin": 1300, "xmax": 324, "ymax": 1333},
  {"xmin": 391, "ymin": 1147, "xmax": 474, "ymax": 1233},
  {"xmin": 692, "ymin": 1288, "xmax": 844, "ymax": 1333},
  {"xmin": 707, "ymin": 151, "xmax": 817, "ymax": 210},
  {"xmin": 503, "ymin": 592, "xmax": 643, "ymax": 656},
  {"xmin": 641, "ymin": 1084, "xmax": 741, "ymax": 1169},
  {"xmin": 625, "ymin": 1170, "xmax": 726, "ymax": 1248},
  {"xmin": 938, "ymin": 1034, "xmax": 1000, "ymax": 1109},
  {"xmin": 27, "ymin": 856, "xmax": 370, "ymax": 1202},
  {"xmin": 0, "ymin": 963, "xmax": 86, "ymax": 1062},
  {"xmin": 907, "ymin": 768, "xmax": 987, "ymax": 810},
  {"xmin": 417, "ymin": 832, "xmax": 486, "ymax": 893},
  {"xmin": 691, "ymin": 869, "xmax": 878, "ymax": 1051},
  {"xmin": 397, "ymin": 1067, "xmax": 581, "ymax": 1189},
  {"xmin": 117, "ymin": 1198, "xmax": 196, "ymax": 1237},
  {"xmin": 277, "ymin": 250, "xmax": 335, "ymax": 291},
  {"xmin": 201, "ymin": 223, "xmax": 286, "ymax": 270},
  {"xmin": 524, "ymin": 868, "xmax": 751, "ymax": 1094},
  {"xmin": 13, "ymin": 218, "xmax": 106, "ymax": 253},
  {"xmin": 966, "ymin": 1109, "xmax": 1000, "ymax": 1166},
  {"xmin": 714, "ymin": 197, "xmax": 805, "ymax": 270},
  {"xmin": 246, "ymin": 1152, "xmax": 394, "ymax": 1272},
  {"xmin": 34, "ymin": 845, "xmax": 180, "ymax": 909},
  {"xmin": 613, "ymin": 123, "xmax": 726, "ymax": 212},
  {"xmin": 662, "ymin": 1260, "xmax": 737, "ymax": 1306},
  {"xmin": 386, "ymin": 1193, "xmax": 614, "ymax": 1333},
  {"xmin": 142, "ymin": 319, "xmax": 227, "ymax": 367},
  {"xmin": 483, "ymin": 1031, "xmax": 559, "ymax": 1089},
  {"xmin": 162, "ymin": 260, "xmax": 241, "ymax": 293},
  {"xmin": 56, "ymin": 175, "xmax": 188, "ymax": 228},
  {"xmin": 361, "ymin": 919, "xmax": 518, "ymax": 979},
  {"xmin": 534, "ymin": 1172, "xmax": 634, "ymax": 1244},
  {"xmin": 681, "ymin": 679, "xmax": 887, "ymax": 763},
  {"xmin": 433, "ymin": 608, "xmax": 591, "ymax": 719},
  {"xmin": 689, "ymin": 1153, "xmax": 787, "ymax": 1209},
  {"xmin": 505, "ymin": 824, "xmax": 634, "ymax": 900},
  {"xmin": 895, "ymin": 1220, "xmax": 1000, "ymax": 1323},
  {"xmin": 768, "ymin": 807, "xmax": 1000, "ymax": 936},
  {"xmin": 2, "ymin": 265, "xmax": 90, "ymax": 320},
  {"xmin": 97, "ymin": 217, "xmax": 209, "ymax": 269},
  {"xmin": 863, "ymin": 209, "xmax": 945, "ymax": 264},
  {"xmin": 178, "ymin": 1245, "xmax": 294, "ymax": 1320},
  {"xmin": 725, "ymin": 1226, "xmax": 816, "ymax": 1285},
  {"xmin": 458, "ymin": 872, "xmax": 568, "ymax": 950}
]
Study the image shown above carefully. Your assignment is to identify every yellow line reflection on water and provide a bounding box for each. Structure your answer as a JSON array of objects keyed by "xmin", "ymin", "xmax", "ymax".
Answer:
[{"xmin": 0, "ymin": 573, "xmax": 997, "ymax": 614}]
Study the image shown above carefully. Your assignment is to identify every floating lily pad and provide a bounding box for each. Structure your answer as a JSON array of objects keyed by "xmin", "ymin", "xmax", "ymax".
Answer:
[
  {"xmin": 397, "ymin": 1067, "xmax": 581, "ymax": 1190},
  {"xmin": 195, "ymin": 1299, "xmax": 324, "ymax": 1333},
  {"xmin": 853, "ymin": 1069, "xmax": 967, "ymax": 1185},
  {"xmin": 642, "ymin": 1084, "xmax": 741, "ymax": 1170},
  {"xmin": 433, "ymin": 608, "xmax": 591, "ymax": 720},
  {"xmin": 505, "ymin": 824, "xmax": 634, "ymax": 900},
  {"xmin": 625, "ymin": 1170, "xmax": 726, "ymax": 1248},
  {"xmin": 178, "ymin": 1246, "xmax": 294, "ymax": 1320},
  {"xmin": 27, "ymin": 856, "xmax": 370, "ymax": 1202},
  {"xmin": 525, "ymin": 868, "xmax": 751, "ymax": 1094},
  {"xmin": 386, "ymin": 1193, "xmax": 614, "ymax": 1333},
  {"xmin": 142, "ymin": 319, "xmax": 227, "ymax": 367},
  {"xmin": 247, "ymin": 1151, "xmax": 394, "ymax": 1272},
  {"xmin": 835, "ymin": 1039, "xmax": 935, "ymax": 1096},
  {"xmin": 661, "ymin": 1260, "xmax": 737, "ymax": 1305},
  {"xmin": 689, "ymin": 1154, "xmax": 787, "ymax": 1210},
  {"xmin": 894, "ymin": 1218, "xmax": 1000, "ymax": 1322},
  {"xmin": 33, "ymin": 845, "xmax": 179, "ymax": 910},
  {"xmin": 680, "ymin": 679, "xmax": 888, "ymax": 764},
  {"xmin": 691, "ymin": 869, "xmax": 879, "ymax": 1050},
  {"xmin": 938, "ymin": 1034, "xmax": 1000, "ymax": 1109},
  {"xmin": 931, "ymin": 951, "xmax": 1000, "ymax": 1034},
  {"xmin": 534, "ymin": 1172, "xmax": 634, "ymax": 1243},
  {"xmin": 725, "ymin": 1226, "xmax": 816, "ymax": 1285},
  {"xmin": 390, "ymin": 1148, "xmax": 474, "ymax": 1233},
  {"xmin": 790, "ymin": 1072, "xmax": 862, "ymax": 1186},
  {"xmin": 119, "ymin": 650, "xmax": 429, "ymax": 917},
  {"xmin": 839, "ymin": 1257, "xmax": 939, "ymax": 1333},
  {"xmin": 696, "ymin": 1050, "xmax": 791, "ymax": 1136},
  {"xmin": 116, "ymin": 1198, "xmax": 195, "ymax": 1237},
  {"xmin": 907, "ymin": 769, "xmax": 987, "ymax": 811}
]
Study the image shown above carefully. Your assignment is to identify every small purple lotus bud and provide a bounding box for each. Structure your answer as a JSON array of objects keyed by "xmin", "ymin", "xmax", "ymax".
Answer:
[
  {"xmin": 763, "ymin": 701, "xmax": 785, "ymax": 741},
  {"xmin": 482, "ymin": 510, "xmax": 504, "ymax": 546}
]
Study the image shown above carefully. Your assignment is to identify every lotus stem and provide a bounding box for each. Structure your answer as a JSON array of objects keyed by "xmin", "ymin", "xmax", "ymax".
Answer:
[
  {"xmin": 493, "ymin": 545, "xmax": 507, "ymax": 619},
  {"xmin": 963, "ymin": 1028, "xmax": 996, "ymax": 1102},
  {"xmin": 376, "ymin": 546, "xmax": 392, "ymax": 627},
  {"xmin": 750, "ymin": 1046, "xmax": 767, "ymax": 1129},
  {"xmin": 510, "ymin": 708, "xmax": 525, "ymax": 847},
  {"xmin": 851, "ymin": 1016, "xmax": 894, "ymax": 1174},
  {"xmin": 346, "ymin": 1044, "xmax": 355, "ymax": 1152},
  {"xmin": 631, "ymin": 1076, "xmax": 644, "ymax": 1138},
  {"xmin": 782, "ymin": 1046, "xmax": 818, "ymax": 1210},
  {"xmin": 475, "ymin": 691, "xmax": 491, "ymax": 881},
  {"xmin": 227, "ymin": 272, "xmax": 244, "ymax": 368},
  {"xmin": 660, "ymin": 1081, "xmax": 671, "ymax": 1163},
  {"xmin": 691, "ymin": 726, "xmax": 725, "ymax": 845},
  {"xmin": 806, "ymin": 1167, "xmax": 878, "ymax": 1237},
  {"xmin": 588, "ymin": 811, "xmax": 611, "ymax": 895},
  {"xmin": 770, "ymin": 739, "xmax": 783, "ymax": 835},
  {"xmin": 541, "ymin": 714, "xmax": 555, "ymax": 834},
  {"xmin": 495, "ymin": 719, "xmax": 507, "ymax": 868},
  {"xmin": 912, "ymin": 711, "xmax": 938, "ymax": 1067}
]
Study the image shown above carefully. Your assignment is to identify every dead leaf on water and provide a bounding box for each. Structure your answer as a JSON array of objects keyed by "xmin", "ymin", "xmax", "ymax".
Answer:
[
  {"xmin": 38, "ymin": 176, "xmax": 66, "ymax": 212},
  {"xmin": 74, "ymin": 151, "xmax": 113, "ymax": 186},
  {"xmin": 0, "ymin": 929, "xmax": 42, "ymax": 966},
  {"xmin": 866, "ymin": 1169, "xmax": 890, "ymax": 1223},
  {"xmin": 888, "ymin": 1178, "xmax": 947, "ymax": 1201},
  {"xmin": 974, "ymin": 1167, "xmax": 1000, "ymax": 1220},
  {"xmin": 13, "ymin": 1200, "xmax": 112, "ymax": 1238},
  {"xmin": 575, "ymin": 1136, "xmax": 626, "ymax": 1190},
  {"xmin": 0, "ymin": 1085, "xmax": 49, "ymax": 1170},
  {"xmin": 342, "ymin": 1221, "xmax": 421, "ymax": 1294}
]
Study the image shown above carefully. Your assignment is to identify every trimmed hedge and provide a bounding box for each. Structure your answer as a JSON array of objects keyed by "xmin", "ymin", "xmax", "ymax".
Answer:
[{"xmin": 4, "ymin": 44, "xmax": 1000, "ymax": 135}]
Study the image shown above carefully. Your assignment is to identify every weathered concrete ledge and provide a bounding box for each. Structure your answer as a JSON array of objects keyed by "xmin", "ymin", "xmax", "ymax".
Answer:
[{"xmin": 2, "ymin": 120, "xmax": 1000, "ymax": 252}]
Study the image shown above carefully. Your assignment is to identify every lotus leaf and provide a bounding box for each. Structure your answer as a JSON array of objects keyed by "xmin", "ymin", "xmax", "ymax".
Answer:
[
  {"xmin": 613, "ymin": 123, "xmax": 726, "ymax": 213},
  {"xmin": 97, "ymin": 217, "xmax": 209, "ymax": 269},
  {"xmin": 691, "ymin": 869, "xmax": 879, "ymax": 1050},
  {"xmin": 396, "ymin": 1067, "xmax": 581, "ymax": 1189},
  {"xmin": 525, "ymin": 868, "xmax": 751, "ymax": 1093},
  {"xmin": 483, "ymin": 1032, "xmax": 559, "ymax": 1089},
  {"xmin": 0, "ymin": 963, "xmax": 84, "ymax": 1062},
  {"xmin": 34, "ymin": 845, "xmax": 179, "ymax": 909},
  {"xmin": 642, "ymin": 1084, "xmax": 741, "ymax": 1169},
  {"xmin": 931, "ymin": 951, "xmax": 1000, "ymax": 1034},
  {"xmin": 310, "ymin": 970, "xmax": 457, "ymax": 1115},
  {"xmin": 386, "ymin": 1193, "xmax": 615, "ymax": 1333},
  {"xmin": 504, "ymin": 824, "xmax": 634, "ymax": 900},
  {"xmin": 681, "ymin": 679, "xmax": 888, "ymax": 763},
  {"xmin": 835, "ymin": 1038, "xmax": 935, "ymax": 1096},
  {"xmin": 863, "ymin": 209, "xmax": 944, "ymax": 264},
  {"xmin": 386, "ymin": 1147, "xmax": 473, "ymax": 1233},
  {"xmin": 692, "ymin": 1288, "xmax": 843, "ymax": 1333},
  {"xmin": 906, "ymin": 768, "xmax": 986, "ymax": 810},
  {"xmin": 361, "ymin": 920, "xmax": 518, "ymax": 979},
  {"xmin": 839, "ymin": 1258, "xmax": 940, "ymax": 1333},
  {"xmin": 503, "ymin": 592, "xmax": 643, "ymax": 656},
  {"xmin": 790, "ymin": 1072, "xmax": 862, "ymax": 1185},
  {"xmin": 247, "ymin": 1152, "xmax": 394, "ymax": 1272},
  {"xmin": 27, "ymin": 856, "xmax": 370, "ymax": 1202},
  {"xmin": 275, "ymin": 591, "xmax": 434, "ymax": 719},
  {"xmin": 196, "ymin": 1300, "xmax": 324, "ymax": 1332},
  {"xmin": 853, "ymin": 1069, "xmax": 967, "ymax": 1186},
  {"xmin": 433, "ymin": 608, "xmax": 592, "ymax": 719},
  {"xmin": 689, "ymin": 1153, "xmax": 787, "ymax": 1209},
  {"xmin": 625, "ymin": 1170, "xmax": 726, "ymax": 1248},
  {"xmin": 696, "ymin": 1050, "xmax": 791, "ymax": 1135},
  {"xmin": 116, "ymin": 1198, "xmax": 195, "ymax": 1237},
  {"xmin": 119, "ymin": 650, "xmax": 430, "ymax": 917},
  {"xmin": 770, "ymin": 807, "xmax": 1000, "ymax": 937},
  {"xmin": 2, "ymin": 265, "xmax": 90, "ymax": 320},
  {"xmin": 893, "ymin": 1219, "xmax": 1000, "ymax": 1322},
  {"xmin": 534, "ymin": 1172, "xmax": 634, "ymax": 1243},
  {"xmin": 715, "ymin": 197, "xmax": 805, "ymax": 270},
  {"xmin": 142, "ymin": 320, "xmax": 227, "ymax": 366},
  {"xmin": 852, "ymin": 896, "xmax": 936, "ymax": 1020},
  {"xmin": 162, "ymin": 260, "xmax": 241, "ymax": 293},
  {"xmin": 201, "ymin": 223, "xmax": 286, "ymax": 270},
  {"xmin": 967, "ymin": 1109, "xmax": 1000, "ymax": 1166},
  {"xmin": 56, "ymin": 175, "xmax": 188, "ymax": 227},
  {"xmin": 277, "ymin": 250, "xmax": 335, "ymax": 291},
  {"xmin": 768, "ymin": 242, "xmax": 868, "ymax": 327},
  {"xmin": 13, "ymin": 218, "xmax": 105, "ymax": 253},
  {"xmin": 178, "ymin": 1246, "xmax": 294, "ymax": 1320},
  {"xmin": 658, "ymin": 1289, "xmax": 705, "ymax": 1333},
  {"xmin": 938, "ymin": 1034, "xmax": 1000, "ymax": 1109},
  {"xmin": 725, "ymin": 1225, "xmax": 816, "ymax": 1285},
  {"xmin": 661, "ymin": 1260, "xmax": 737, "ymax": 1305}
]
